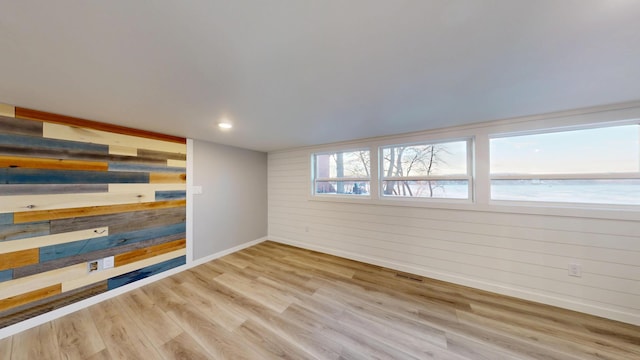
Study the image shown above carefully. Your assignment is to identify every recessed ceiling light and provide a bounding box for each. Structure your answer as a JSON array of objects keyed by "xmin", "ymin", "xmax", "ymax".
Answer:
[{"xmin": 218, "ymin": 122, "xmax": 232, "ymax": 129}]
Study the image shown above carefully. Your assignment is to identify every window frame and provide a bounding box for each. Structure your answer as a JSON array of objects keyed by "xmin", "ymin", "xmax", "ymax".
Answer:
[
  {"xmin": 311, "ymin": 148, "xmax": 372, "ymax": 198},
  {"xmin": 488, "ymin": 120, "xmax": 640, "ymax": 206},
  {"xmin": 378, "ymin": 137, "xmax": 474, "ymax": 201}
]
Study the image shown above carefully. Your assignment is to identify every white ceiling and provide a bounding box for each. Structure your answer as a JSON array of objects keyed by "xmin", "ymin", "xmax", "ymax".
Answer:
[{"xmin": 1, "ymin": 1, "xmax": 639, "ymax": 152}]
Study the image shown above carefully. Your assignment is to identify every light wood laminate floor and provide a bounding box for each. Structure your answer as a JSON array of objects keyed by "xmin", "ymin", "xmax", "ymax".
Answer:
[{"xmin": 1, "ymin": 241, "xmax": 639, "ymax": 359}]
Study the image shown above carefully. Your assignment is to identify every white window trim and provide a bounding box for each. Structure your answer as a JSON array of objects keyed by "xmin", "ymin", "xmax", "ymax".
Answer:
[{"xmin": 311, "ymin": 148, "xmax": 372, "ymax": 198}]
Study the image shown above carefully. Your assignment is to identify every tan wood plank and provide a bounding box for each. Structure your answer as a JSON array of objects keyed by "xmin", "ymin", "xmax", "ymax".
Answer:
[
  {"xmin": 13, "ymin": 199, "xmax": 185, "ymax": 223},
  {"xmin": 0, "ymin": 227, "xmax": 109, "ymax": 254},
  {"xmin": 15, "ymin": 106, "xmax": 185, "ymax": 144},
  {"xmin": 0, "ymin": 103, "xmax": 15, "ymax": 117},
  {"xmin": 108, "ymin": 145, "xmax": 137, "ymax": 156},
  {"xmin": 54, "ymin": 309, "xmax": 106, "ymax": 359},
  {"xmin": 43, "ymin": 122, "xmax": 186, "ymax": 154},
  {"xmin": 1, "ymin": 191, "xmax": 156, "ymax": 215},
  {"xmin": 0, "ymin": 155, "xmax": 108, "ymax": 171},
  {"xmin": 0, "ymin": 336, "xmax": 12, "ymax": 359},
  {"xmin": 0, "ymin": 284, "xmax": 61, "ymax": 312},
  {"xmin": 0, "ymin": 248, "xmax": 39, "ymax": 271},
  {"xmin": 167, "ymin": 159, "xmax": 187, "ymax": 168}
]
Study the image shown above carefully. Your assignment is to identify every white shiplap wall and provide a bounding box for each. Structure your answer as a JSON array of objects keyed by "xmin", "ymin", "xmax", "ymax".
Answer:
[{"xmin": 267, "ymin": 103, "xmax": 640, "ymax": 326}]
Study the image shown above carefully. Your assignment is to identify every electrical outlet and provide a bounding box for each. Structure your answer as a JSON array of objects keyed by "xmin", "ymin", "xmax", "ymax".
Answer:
[
  {"xmin": 568, "ymin": 263, "xmax": 582, "ymax": 277},
  {"xmin": 305, "ymin": 225, "xmax": 309, "ymax": 232},
  {"xmin": 103, "ymin": 256, "xmax": 114, "ymax": 269},
  {"xmin": 88, "ymin": 260, "xmax": 100, "ymax": 273}
]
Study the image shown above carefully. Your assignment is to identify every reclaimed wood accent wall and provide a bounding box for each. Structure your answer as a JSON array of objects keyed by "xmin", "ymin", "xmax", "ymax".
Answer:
[{"xmin": 0, "ymin": 104, "xmax": 187, "ymax": 328}]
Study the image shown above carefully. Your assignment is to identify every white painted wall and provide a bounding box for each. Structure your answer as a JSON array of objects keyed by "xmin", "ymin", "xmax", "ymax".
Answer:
[
  {"xmin": 192, "ymin": 139, "xmax": 268, "ymax": 260},
  {"xmin": 268, "ymin": 104, "xmax": 640, "ymax": 326}
]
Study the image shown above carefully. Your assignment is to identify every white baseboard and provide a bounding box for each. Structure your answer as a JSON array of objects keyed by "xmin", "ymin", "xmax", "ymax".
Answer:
[
  {"xmin": 0, "ymin": 236, "xmax": 268, "ymax": 340},
  {"xmin": 269, "ymin": 236, "xmax": 640, "ymax": 327}
]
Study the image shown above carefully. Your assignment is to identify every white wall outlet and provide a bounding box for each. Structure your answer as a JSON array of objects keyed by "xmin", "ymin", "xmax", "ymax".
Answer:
[
  {"xmin": 103, "ymin": 256, "xmax": 115, "ymax": 269},
  {"xmin": 192, "ymin": 185, "xmax": 203, "ymax": 195},
  {"xmin": 305, "ymin": 225, "xmax": 309, "ymax": 232},
  {"xmin": 568, "ymin": 263, "xmax": 582, "ymax": 277}
]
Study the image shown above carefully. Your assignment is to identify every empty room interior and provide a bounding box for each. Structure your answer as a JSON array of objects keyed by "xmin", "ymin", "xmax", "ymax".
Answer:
[{"xmin": 1, "ymin": 1, "xmax": 640, "ymax": 359}]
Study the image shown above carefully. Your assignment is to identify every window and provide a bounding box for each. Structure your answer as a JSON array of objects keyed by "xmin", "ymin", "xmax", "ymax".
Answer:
[
  {"xmin": 313, "ymin": 149, "xmax": 370, "ymax": 196},
  {"xmin": 490, "ymin": 123, "xmax": 640, "ymax": 205},
  {"xmin": 380, "ymin": 139, "xmax": 471, "ymax": 199}
]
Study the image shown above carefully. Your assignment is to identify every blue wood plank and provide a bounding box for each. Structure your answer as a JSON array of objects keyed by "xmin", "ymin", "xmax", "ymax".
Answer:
[
  {"xmin": 0, "ymin": 269, "xmax": 12, "ymax": 283},
  {"xmin": 109, "ymin": 163, "xmax": 186, "ymax": 173},
  {"xmin": 0, "ymin": 134, "xmax": 107, "ymax": 153},
  {"xmin": 155, "ymin": 190, "xmax": 186, "ymax": 201},
  {"xmin": 0, "ymin": 213, "xmax": 12, "ymax": 225},
  {"xmin": 107, "ymin": 255, "xmax": 186, "ymax": 290},
  {"xmin": 39, "ymin": 222, "xmax": 186, "ymax": 262},
  {"xmin": 0, "ymin": 168, "xmax": 149, "ymax": 184}
]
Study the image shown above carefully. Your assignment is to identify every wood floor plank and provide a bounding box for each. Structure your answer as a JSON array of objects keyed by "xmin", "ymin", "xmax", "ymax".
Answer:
[
  {"xmin": 54, "ymin": 308, "xmax": 106, "ymax": 359},
  {"xmin": 10, "ymin": 322, "xmax": 60, "ymax": 360},
  {"xmin": 4, "ymin": 241, "xmax": 639, "ymax": 360}
]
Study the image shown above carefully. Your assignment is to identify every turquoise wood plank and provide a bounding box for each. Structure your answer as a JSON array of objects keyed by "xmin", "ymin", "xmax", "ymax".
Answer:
[
  {"xmin": 0, "ymin": 168, "xmax": 149, "ymax": 184},
  {"xmin": 0, "ymin": 269, "xmax": 12, "ymax": 283},
  {"xmin": 107, "ymin": 255, "xmax": 186, "ymax": 290},
  {"xmin": 14, "ymin": 233, "xmax": 184, "ymax": 279},
  {"xmin": 39, "ymin": 222, "xmax": 186, "ymax": 262},
  {"xmin": 0, "ymin": 184, "xmax": 108, "ymax": 196},
  {"xmin": 155, "ymin": 190, "xmax": 186, "ymax": 201},
  {"xmin": 109, "ymin": 163, "xmax": 186, "ymax": 173},
  {"xmin": 0, "ymin": 222, "xmax": 50, "ymax": 241},
  {"xmin": 0, "ymin": 213, "xmax": 12, "ymax": 225}
]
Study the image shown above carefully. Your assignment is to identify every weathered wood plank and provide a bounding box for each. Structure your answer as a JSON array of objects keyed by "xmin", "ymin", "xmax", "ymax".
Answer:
[
  {"xmin": 0, "ymin": 221, "xmax": 50, "ymax": 241},
  {"xmin": 0, "ymin": 168, "xmax": 148, "ymax": 184},
  {"xmin": 150, "ymin": 172, "xmax": 186, "ymax": 184},
  {"xmin": 0, "ymin": 281, "xmax": 107, "ymax": 329},
  {"xmin": 0, "ymin": 115, "xmax": 42, "ymax": 136},
  {"xmin": 0, "ymin": 191, "xmax": 156, "ymax": 214},
  {"xmin": 0, "ymin": 155, "xmax": 108, "ymax": 171},
  {"xmin": 15, "ymin": 107, "xmax": 186, "ymax": 144},
  {"xmin": 108, "ymin": 162, "xmax": 185, "ymax": 173},
  {"xmin": 138, "ymin": 148, "xmax": 187, "ymax": 161},
  {"xmin": 0, "ymin": 249, "xmax": 39, "ymax": 271},
  {"xmin": 50, "ymin": 207, "xmax": 185, "ymax": 234},
  {"xmin": 0, "ymin": 104, "xmax": 15, "ymax": 117},
  {"xmin": 14, "ymin": 199, "xmax": 185, "ymax": 223},
  {"xmin": 155, "ymin": 190, "xmax": 186, "ymax": 200},
  {"xmin": 0, "ymin": 213, "xmax": 11, "ymax": 225},
  {"xmin": 107, "ymin": 254, "xmax": 186, "ymax": 290},
  {"xmin": 43, "ymin": 123, "xmax": 186, "ymax": 154},
  {"xmin": 0, "ymin": 270, "xmax": 12, "ymax": 283},
  {"xmin": 14, "ymin": 233, "xmax": 184, "ymax": 279},
  {"xmin": 63, "ymin": 249, "xmax": 186, "ymax": 292},
  {"xmin": 115, "ymin": 239, "xmax": 186, "ymax": 267},
  {"xmin": 1, "ymin": 227, "xmax": 108, "ymax": 254},
  {"xmin": 0, "ymin": 133, "xmax": 107, "ymax": 153},
  {"xmin": 0, "ymin": 263, "xmax": 86, "ymax": 300},
  {"xmin": 40, "ymin": 222, "xmax": 186, "ymax": 262},
  {"xmin": 0, "ymin": 284, "xmax": 61, "ymax": 312},
  {"xmin": 0, "ymin": 184, "xmax": 108, "ymax": 196}
]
